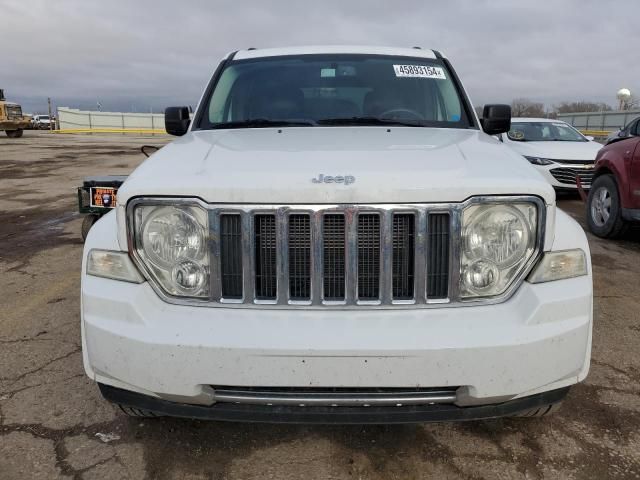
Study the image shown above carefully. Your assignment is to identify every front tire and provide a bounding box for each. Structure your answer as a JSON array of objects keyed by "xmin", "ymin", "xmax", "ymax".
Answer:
[
  {"xmin": 587, "ymin": 175, "xmax": 627, "ymax": 238},
  {"xmin": 5, "ymin": 129, "xmax": 23, "ymax": 138}
]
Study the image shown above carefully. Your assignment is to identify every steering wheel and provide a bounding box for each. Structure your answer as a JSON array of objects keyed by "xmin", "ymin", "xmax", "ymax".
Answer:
[{"xmin": 378, "ymin": 108, "xmax": 425, "ymax": 121}]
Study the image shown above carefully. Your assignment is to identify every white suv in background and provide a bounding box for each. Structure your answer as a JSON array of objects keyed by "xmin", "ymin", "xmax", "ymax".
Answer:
[
  {"xmin": 499, "ymin": 118, "xmax": 602, "ymax": 190},
  {"xmin": 32, "ymin": 114, "xmax": 53, "ymax": 129}
]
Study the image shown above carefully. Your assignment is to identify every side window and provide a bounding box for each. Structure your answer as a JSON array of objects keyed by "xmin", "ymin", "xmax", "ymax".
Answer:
[
  {"xmin": 633, "ymin": 120, "xmax": 640, "ymax": 136},
  {"xmin": 208, "ymin": 67, "xmax": 239, "ymax": 123}
]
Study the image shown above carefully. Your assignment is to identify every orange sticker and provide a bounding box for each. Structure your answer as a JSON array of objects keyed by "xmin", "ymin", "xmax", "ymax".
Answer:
[{"xmin": 91, "ymin": 187, "xmax": 117, "ymax": 208}]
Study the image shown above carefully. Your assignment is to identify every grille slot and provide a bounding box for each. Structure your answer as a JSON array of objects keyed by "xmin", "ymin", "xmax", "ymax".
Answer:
[
  {"xmin": 358, "ymin": 214, "xmax": 380, "ymax": 300},
  {"xmin": 220, "ymin": 214, "xmax": 243, "ymax": 298},
  {"xmin": 254, "ymin": 215, "xmax": 277, "ymax": 300},
  {"xmin": 392, "ymin": 214, "xmax": 415, "ymax": 299},
  {"xmin": 323, "ymin": 215, "xmax": 346, "ymax": 300},
  {"xmin": 289, "ymin": 214, "xmax": 311, "ymax": 300},
  {"xmin": 427, "ymin": 213, "xmax": 450, "ymax": 299}
]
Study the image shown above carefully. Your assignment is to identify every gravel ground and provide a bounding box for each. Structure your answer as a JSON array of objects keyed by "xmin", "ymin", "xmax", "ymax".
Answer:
[{"xmin": 1, "ymin": 131, "xmax": 640, "ymax": 479}]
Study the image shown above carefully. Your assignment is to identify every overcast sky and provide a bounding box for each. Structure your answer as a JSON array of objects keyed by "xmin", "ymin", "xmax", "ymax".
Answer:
[{"xmin": 2, "ymin": 0, "xmax": 638, "ymax": 114}]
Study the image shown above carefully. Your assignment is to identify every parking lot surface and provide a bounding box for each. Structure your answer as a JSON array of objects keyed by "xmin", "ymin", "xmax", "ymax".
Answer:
[{"xmin": 1, "ymin": 131, "xmax": 640, "ymax": 479}]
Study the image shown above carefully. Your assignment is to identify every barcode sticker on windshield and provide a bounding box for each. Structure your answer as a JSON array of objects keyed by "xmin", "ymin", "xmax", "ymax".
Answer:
[{"xmin": 393, "ymin": 65, "xmax": 446, "ymax": 79}]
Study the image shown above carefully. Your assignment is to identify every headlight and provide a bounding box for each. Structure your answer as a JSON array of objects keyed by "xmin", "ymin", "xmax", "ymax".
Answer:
[
  {"xmin": 131, "ymin": 203, "xmax": 209, "ymax": 297},
  {"xmin": 461, "ymin": 203, "xmax": 538, "ymax": 298},
  {"xmin": 524, "ymin": 156, "xmax": 555, "ymax": 166}
]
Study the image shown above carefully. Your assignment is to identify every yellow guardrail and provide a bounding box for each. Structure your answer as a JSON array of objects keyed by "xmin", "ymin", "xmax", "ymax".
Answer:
[
  {"xmin": 53, "ymin": 128, "xmax": 168, "ymax": 135},
  {"xmin": 579, "ymin": 129, "xmax": 610, "ymax": 137}
]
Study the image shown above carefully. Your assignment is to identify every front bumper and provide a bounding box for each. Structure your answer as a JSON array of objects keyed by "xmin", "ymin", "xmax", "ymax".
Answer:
[
  {"xmin": 99, "ymin": 383, "xmax": 570, "ymax": 424},
  {"xmin": 82, "ymin": 210, "xmax": 592, "ymax": 414}
]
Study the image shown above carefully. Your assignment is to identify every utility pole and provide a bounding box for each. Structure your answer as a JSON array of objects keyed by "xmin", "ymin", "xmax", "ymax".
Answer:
[{"xmin": 47, "ymin": 97, "xmax": 53, "ymax": 132}]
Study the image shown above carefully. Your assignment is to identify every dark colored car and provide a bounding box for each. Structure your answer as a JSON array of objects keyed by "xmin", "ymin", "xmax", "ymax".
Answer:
[
  {"xmin": 587, "ymin": 131, "xmax": 640, "ymax": 238},
  {"xmin": 606, "ymin": 116, "xmax": 640, "ymax": 145}
]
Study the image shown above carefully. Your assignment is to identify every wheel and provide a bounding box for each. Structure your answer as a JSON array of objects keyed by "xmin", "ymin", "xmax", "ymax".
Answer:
[
  {"xmin": 81, "ymin": 214, "xmax": 100, "ymax": 241},
  {"xmin": 587, "ymin": 175, "xmax": 627, "ymax": 238},
  {"xmin": 515, "ymin": 401, "xmax": 563, "ymax": 418},
  {"xmin": 117, "ymin": 404, "xmax": 162, "ymax": 418},
  {"xmin": 5, "ymin": 129, "xmax": 23, "ymax": 138}
]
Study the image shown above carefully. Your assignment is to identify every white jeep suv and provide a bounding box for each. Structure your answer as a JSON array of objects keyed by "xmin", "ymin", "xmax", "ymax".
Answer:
[{"xmin": 81, "ymin": 46, "xmax": 592, "ymax": 423}]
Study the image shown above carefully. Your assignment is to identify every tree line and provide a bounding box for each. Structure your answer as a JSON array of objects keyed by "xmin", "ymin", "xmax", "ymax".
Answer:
[{"xmin": 475, "ymin": 99, "xmax": 613, "ymax": 119}]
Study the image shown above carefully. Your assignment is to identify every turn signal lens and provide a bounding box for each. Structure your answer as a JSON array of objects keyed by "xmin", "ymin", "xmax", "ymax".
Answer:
[
  {"xmin": 528, "ymin": 249, "xmax": 587, "ymax": 284},
  {"xmin": 87, "ymin": 249, "xmax": 144, "ymax": 283}
]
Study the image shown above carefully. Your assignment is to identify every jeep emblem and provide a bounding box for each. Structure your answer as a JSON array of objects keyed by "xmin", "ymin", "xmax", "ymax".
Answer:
[{"xmin": 311, "ymin": 174, "xmax": 356, "ymax": 185}]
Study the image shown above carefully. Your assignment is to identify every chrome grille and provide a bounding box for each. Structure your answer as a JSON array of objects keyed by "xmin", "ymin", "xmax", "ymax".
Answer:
[
  {"xmin": 213, "ymin": 205, "xmax": 452, "ymax": 306},
  {"xmin": 212, "ymin": 206, "xmax": 453, "ymax": 306},
  {"xmin": 550, "ymin": 167, "xmax": 594, "ymax": 187}
]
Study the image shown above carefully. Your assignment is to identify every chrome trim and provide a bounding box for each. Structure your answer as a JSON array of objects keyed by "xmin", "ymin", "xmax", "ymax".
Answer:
[
  {"xmin": 126, "ymin": 196, "xmax": 546, "ymax": 310},
  {"xmin": 211, "ymin": 388, "xmax": 457, "ymax": 407}
]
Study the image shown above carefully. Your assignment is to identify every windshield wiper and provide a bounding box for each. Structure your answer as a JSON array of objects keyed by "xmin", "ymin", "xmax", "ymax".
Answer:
[
  {"xmin": 317, "ymin": 116, "xmax": 424, "ymax": 127},
  {"xmin": 211, "ymin": 119, "xmax": 316, "ymax": 129}
]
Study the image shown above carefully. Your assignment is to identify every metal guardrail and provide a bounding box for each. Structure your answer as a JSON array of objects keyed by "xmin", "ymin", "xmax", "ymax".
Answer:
[{"xmin": 559, "ymin": 110, "xmax": 640, "ymax": 134}]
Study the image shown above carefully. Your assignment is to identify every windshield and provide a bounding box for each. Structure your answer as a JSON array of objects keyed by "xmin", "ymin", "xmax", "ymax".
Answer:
[
  {"xmin": 199, "ymin": 54, "xmax": 471, "ymax": 129},
  {"xmin": 507, "ymin": 122, "xmax": 586, "ymax": 142},
  {"xmin": 6, "ymin": 105, "xmax": 23, "ymax": 117}
]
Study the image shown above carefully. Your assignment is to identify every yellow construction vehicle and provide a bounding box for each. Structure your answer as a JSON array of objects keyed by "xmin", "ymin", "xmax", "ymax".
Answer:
[{"xmin": 0, "ymin": 89, "xmax": 31, "ymax": 138}]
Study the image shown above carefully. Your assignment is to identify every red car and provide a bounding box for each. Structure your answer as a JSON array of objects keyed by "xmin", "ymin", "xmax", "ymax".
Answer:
[{"xmin": 587, "ymin": 130, "xmax": 640, "ymax": 237}]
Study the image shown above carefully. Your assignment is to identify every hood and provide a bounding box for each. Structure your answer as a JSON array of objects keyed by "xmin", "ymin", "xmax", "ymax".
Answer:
[
  {"xmin": 505, "ymin": 139, "xmax": 602, "ymax": 162},
  {"xmin": 119, "ymin": 127, "xmax": 555, "ymax": 205}
]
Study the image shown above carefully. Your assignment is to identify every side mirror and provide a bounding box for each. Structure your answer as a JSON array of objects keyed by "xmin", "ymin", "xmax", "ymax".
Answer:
[
  {"xmin": 480, "ymin": 104, "xmax": 511, "ymax": 135},
  {"xmin": 165, "ymin": 106, "xmax": 191, "ymax": 136},
  {"xmin": 585, "ymin": 136, "xmax": 595, "ymax": 141},
  {"xmin": 618, "ymin": 130, "xmax": 627, "ymax": 138}
]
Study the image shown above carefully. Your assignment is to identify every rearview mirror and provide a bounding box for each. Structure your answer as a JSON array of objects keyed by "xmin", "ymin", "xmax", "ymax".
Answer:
[
  {"xmin": 480, "ymin": 104, "xmax": 511, "ymax": 135},
  {"xmin": 165, "ymin": 106, "xmax": 191, "ymax": 136}
]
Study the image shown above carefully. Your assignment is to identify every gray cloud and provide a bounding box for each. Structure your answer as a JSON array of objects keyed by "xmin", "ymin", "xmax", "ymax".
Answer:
[{"xmin": 2, "ymin": 0, "xmax": 638, "ymax": 113}]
